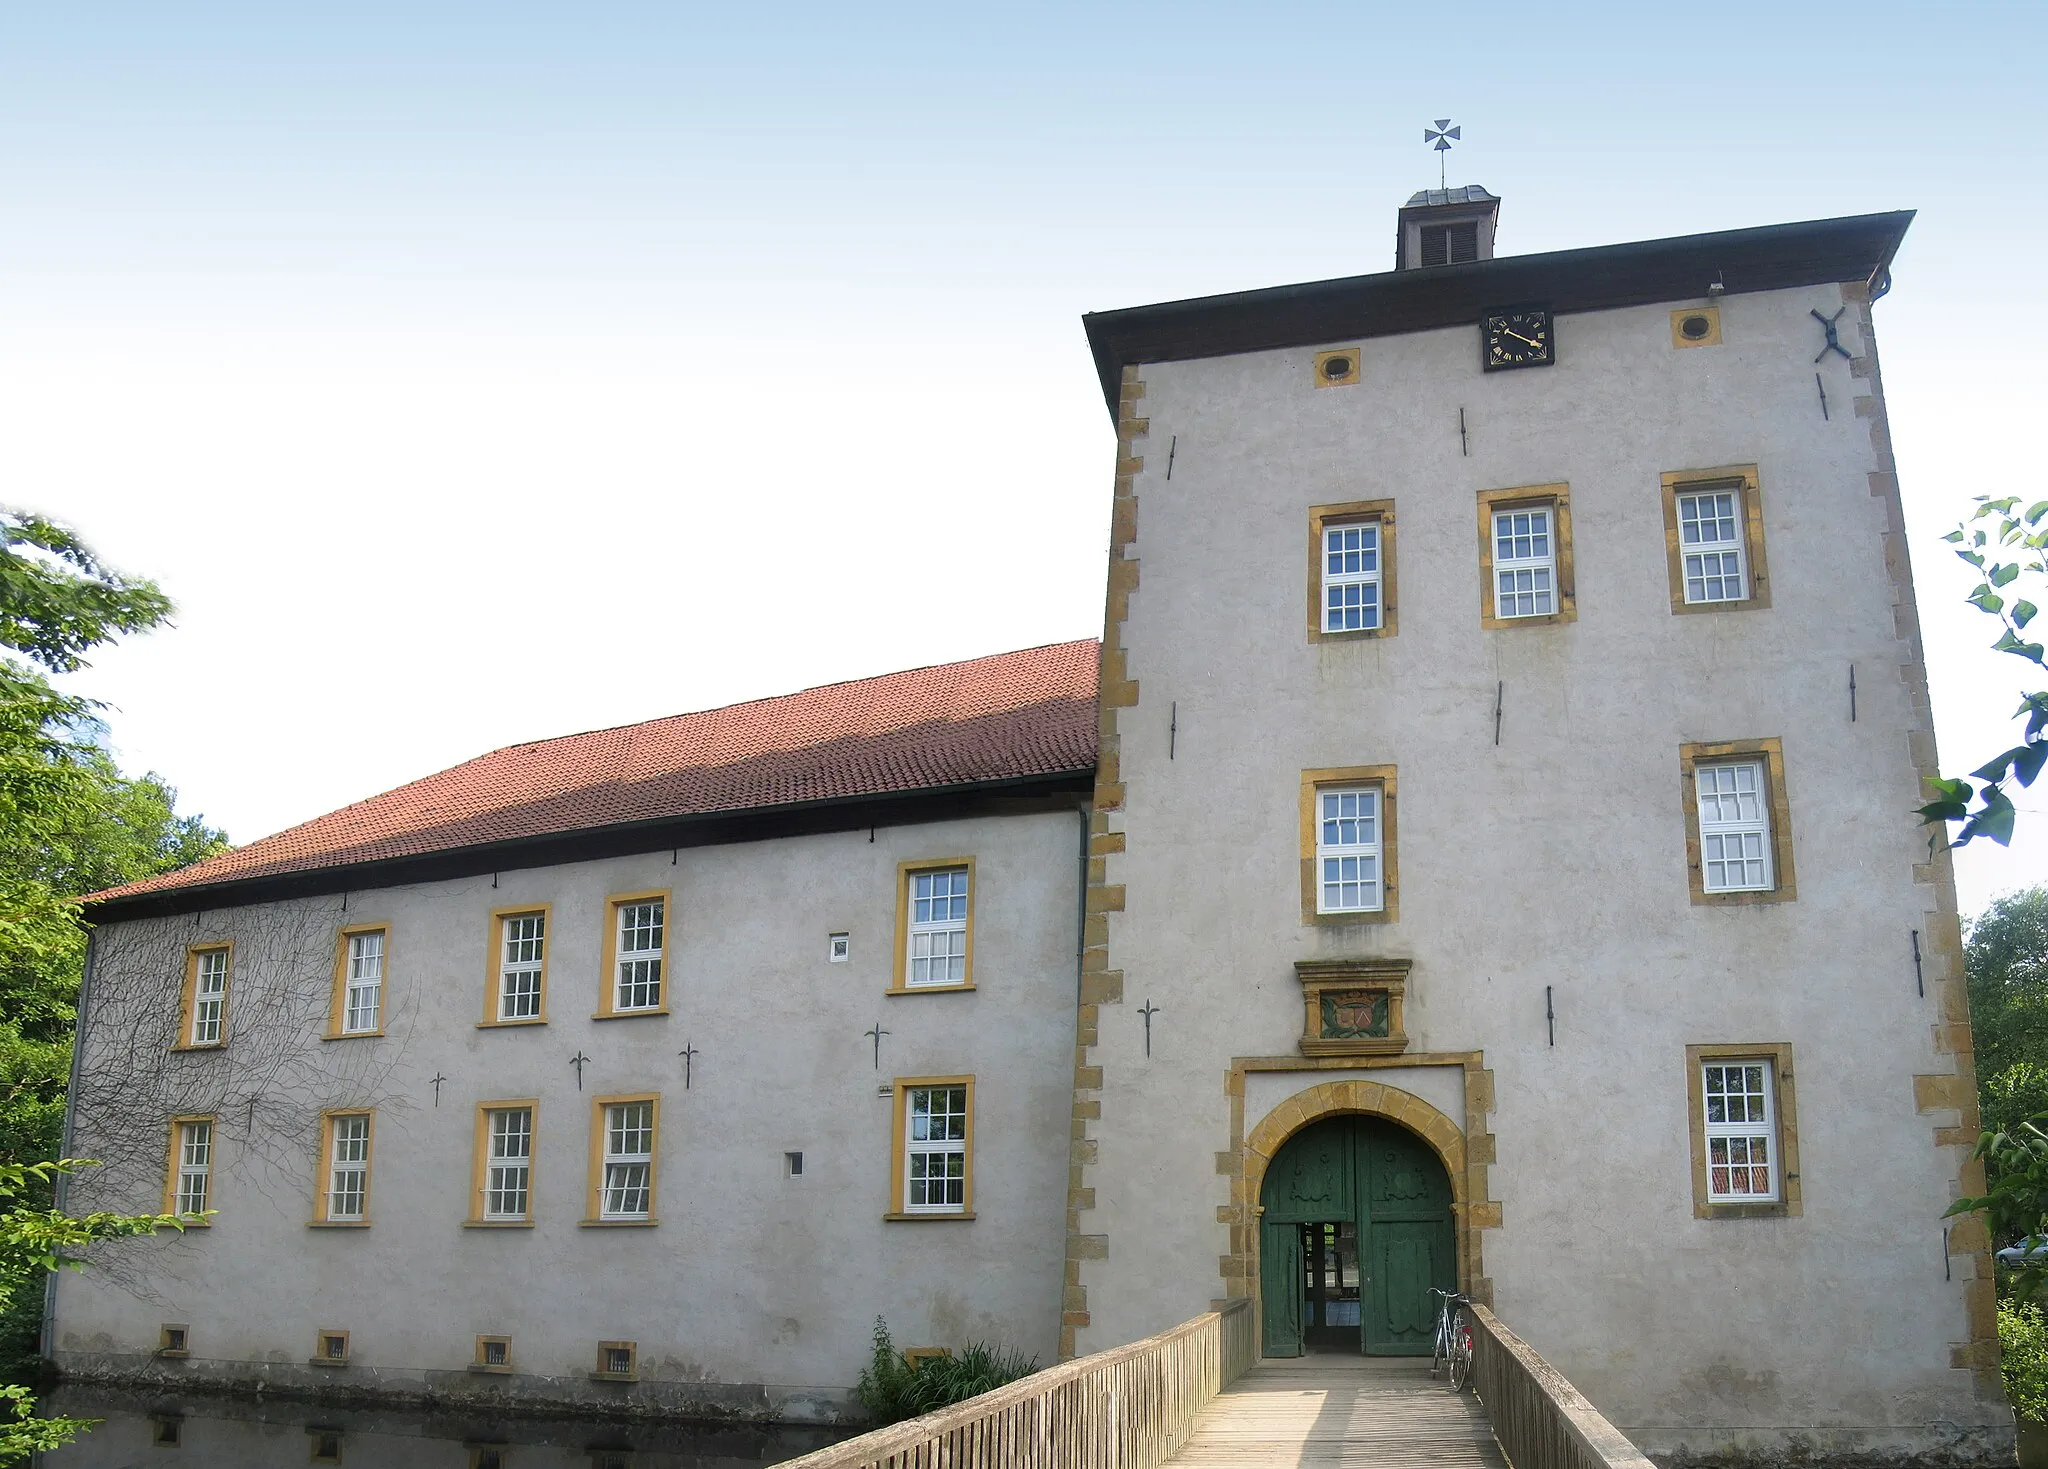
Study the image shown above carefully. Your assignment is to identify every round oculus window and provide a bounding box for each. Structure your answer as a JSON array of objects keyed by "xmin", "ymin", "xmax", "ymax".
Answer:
[{"xmin": 1680, "ymin": 314, "xmax": 1712, "ymax": 340}]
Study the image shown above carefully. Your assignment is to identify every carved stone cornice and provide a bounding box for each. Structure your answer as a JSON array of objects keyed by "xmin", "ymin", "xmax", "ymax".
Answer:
[{"xmin": 1294, "ymin": 957, "xmax": 1411, "ymax": 1058}]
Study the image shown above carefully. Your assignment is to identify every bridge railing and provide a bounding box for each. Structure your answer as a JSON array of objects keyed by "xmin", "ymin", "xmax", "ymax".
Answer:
[
  {"xmin": 777, "ymin": 1300, "xmax": 1255, "ymax": 1469},
  {"xmin": 1469, "ymin": 1304, "xmax": 1659, "ymax": 1469}
]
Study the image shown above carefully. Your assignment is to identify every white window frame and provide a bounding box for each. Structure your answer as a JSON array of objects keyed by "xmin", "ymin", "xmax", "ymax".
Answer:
[
  {"xmin": 1696, "ymin": 759, "xmax": 1773, "ymax": 893},
  {"xmin": 600, "ymin": 1100, "xmax": 654, "ymax": 1221},
  {"xmin": 498, "ymin": 913, "xmax": 545, "ymax": 1021},
  {"xmin": 1701, "ymin": 1060, "xmax": 1779, "ymax": 1203},
  {"xmin": 325, "ymin": 1113, "xmax": 371, "ymax": 1222},
  {"xmin": 1492, "ymin": 506, "xmax": 1557, "ymax": 619},
  {"xmin": 189, "ymin": 949, "xmax": 229, "ymax": 1046},
  {"xmin": 483, "ymin": 1107, "xmax": 533, "ymax": 1221},
  {"xmin": 903, "ymin": 1084, "xmax": 969, "ymax": 1214},
  {"xmin": 1677, "ymin": 486, "xmax": 1749, "ymax": 604},
  {"xmin": 1315, "ymin": 785, "xmax": 1384, "ymax": 915},
  {"xmin": 614, "ymin": 900, "xmax": 665, "ymax": 1012},
  {"xmin": 341, "ymin": 931, "xmax": 384, "ymax": 1034},
  {"xmin": 906, "ymin": 867, "xmax": 970, "ymax": 988},
  {"xmin": 1321, "ymin": 522, "xmax": 1382, "ymax": 634},
  {"xmin": 174, "ymin": 1120, "xmax": 212, "ymax": 1217}
]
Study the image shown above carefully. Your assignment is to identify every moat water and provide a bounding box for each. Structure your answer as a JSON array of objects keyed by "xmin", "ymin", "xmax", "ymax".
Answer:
[{"xmin": 35, "ymin": 1385, "xmax": 856, "ymax": 1467}]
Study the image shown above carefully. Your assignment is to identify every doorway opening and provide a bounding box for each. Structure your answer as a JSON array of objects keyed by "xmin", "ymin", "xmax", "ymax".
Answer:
[{"xmin": 1258, "ymin": 1114, "xmax": 1453, "ymax": 1358}]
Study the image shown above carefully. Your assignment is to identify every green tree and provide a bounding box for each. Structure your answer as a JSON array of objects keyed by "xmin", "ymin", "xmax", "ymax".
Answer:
[
  {"xmin": 1966, "ymin": 889, "xmax": 2048, "ymax": 1139},
  {"xmin": 0, "ymin": 508, "xmax": 222, "ymax": 1459}
]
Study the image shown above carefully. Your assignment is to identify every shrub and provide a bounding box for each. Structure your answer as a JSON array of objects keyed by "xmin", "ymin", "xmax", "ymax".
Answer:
[
  {"xmin": 854, "ymin": 1318, "xmax": 1039, "ymax": 1427},
  {"xmin": 2003, "ymin": 1297, "xmax": 2048, "ymax": 1424}
]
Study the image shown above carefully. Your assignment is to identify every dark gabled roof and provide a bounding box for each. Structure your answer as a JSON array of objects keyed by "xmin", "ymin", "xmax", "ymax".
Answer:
[
  {"xmin": 87, "ymin": 639, "xmax": 1100, "ymax": 919},
  {"xmin": 1081, "ymin": 209, "xmax": 1914, "ymax": 419}
]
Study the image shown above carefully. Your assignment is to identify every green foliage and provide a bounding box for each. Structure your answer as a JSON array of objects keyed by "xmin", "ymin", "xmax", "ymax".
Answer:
[
  {"xmin": 853, "ymin": 1318, "xmax": 1039, "ymax": 1427},
  {"xmin": 0, "ymin": 1159, "xmax": 186, "ymax": 1461},
  {"xmin": 1921, "ymin": 497, "xmax": 2048, "ymax": 847},
  {"xmin": 1967, "ymin": 891, "xmax": 2048, "ymax": 1141},
  {"xmin": 2003, "ymin": 1298, "xmax": 2048, "ymax": 1424},
  {"xmin": 0, "ymin": 509, "xmax": 223, "ymax": 1450}
]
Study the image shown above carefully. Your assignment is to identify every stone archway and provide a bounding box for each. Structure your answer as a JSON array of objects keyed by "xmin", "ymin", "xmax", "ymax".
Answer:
[{"xmin": 1241, "ymin": 1080, "xmax": 1481, "ymax": 1354}]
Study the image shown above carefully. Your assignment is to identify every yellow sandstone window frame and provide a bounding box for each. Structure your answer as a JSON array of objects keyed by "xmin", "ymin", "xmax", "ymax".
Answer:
[
  {"xmin": 162, "ymin": 1114, "xmax": 218, "ymax": 1223},
  {"xmin": 583, "ymin": 1092, "xmax": 660, "ymax": 1227},
  {"xmin": 467, "ymin": 1099, "xmax": 539, "ymax": 1227},
  {"xmin": 1475, "ymin": 483, "xmax": 1576, "ymax": 630},
  {"xmin": 595, "ymin": 889, "xmax": 672, "ymax": 1019},
  {"xmin": 480, "ymin": 903, "xmax": 552, "ymax": 1027},
  {"xmin": 311, "ymin": 1108, "xmax": 375, "ymax": 1228},
  {"xmin": 325, "ymin": 923, "xmax": 391, "ymax": 1039},
  {"xmin": 173, "ymin": 942, "xmax": 233, "ymax": 1051},
  {"xmin": 1306, "ymin": 499, "xmax": 1398, "ymax": 643},
  {"xmin": 1298, "ymin": 766, "xmax": 1399, "ymax": 926},
  {"xmin": 473, "ymin": 1334, "xmax": 513, "ymax": 1373},
  {"xmin": 890, "ymin": 858, "xmax": 977, "ymax": 994},
  {"xmin": 1661, "ymin": 464, "xmax": 1770, "ymax": 614},
  {"xmin": 1678, "ymin": 738, "xmax": 1797, "ymax": 906},
  {"xmin": 1685, "ymin": 1042, "xmax": 1801, "ymax": 1219},
  {"xmin": 885, "ymin": 1074, "xmax": 976, "ymax": 1222}
]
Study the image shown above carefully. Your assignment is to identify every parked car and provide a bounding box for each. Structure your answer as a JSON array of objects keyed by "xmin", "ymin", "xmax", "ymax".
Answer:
[{"xmin": 1997, "ymin": 1241, "xmax": 2048, "ymax": 1268}]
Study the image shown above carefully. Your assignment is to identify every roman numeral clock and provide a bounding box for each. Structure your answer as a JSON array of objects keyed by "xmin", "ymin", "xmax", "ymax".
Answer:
[{"xmin": 1484, "ymin": 305, "xmax": 1554, "ymax": 370}]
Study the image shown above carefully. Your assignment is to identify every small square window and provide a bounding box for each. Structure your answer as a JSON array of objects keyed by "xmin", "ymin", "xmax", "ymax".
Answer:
[
  {"xmin": 471, "ymin": 1447, "xmax": 508, "ymax": 1469},
  {"xmin": 158, "ymin": 1323, "xmax": 190, "ymax": 1357},
  {"xmin": 310, "ymin": 1428, "xmax": 345, "ymax": 1462},
  {"xmin": 593, "ymin": 1341, "xmax": 638, "ymax": 1380},
  {"xmin": 313, "ymin": 1330, "xmax": 350, "ymax": 1366},
  {"xmin": 475, "ymin": 1335, "xmax": 512, "ymax": 1372},
  {"xmin": 152, "ymin": 1413, "xmax": 183, "ymax": 1445},
  {"xmin": 829, "ymin": 933, "xmax": 850, "ymax": 963},
  {"xmin": 785, "ymin": 1151, "xmax": 804, "ymax": 1177}
]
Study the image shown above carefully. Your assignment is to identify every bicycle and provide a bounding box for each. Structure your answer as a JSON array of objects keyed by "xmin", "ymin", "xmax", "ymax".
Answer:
[{"xmin": 1428, "ymin": 1287, "xmax": 1474, "ymax": 1391}]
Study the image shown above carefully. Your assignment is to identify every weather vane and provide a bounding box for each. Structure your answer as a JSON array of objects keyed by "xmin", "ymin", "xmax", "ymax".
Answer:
[{"xmin": 1424, "ymin": 119, "xmax": 1460, "ymax": 190}]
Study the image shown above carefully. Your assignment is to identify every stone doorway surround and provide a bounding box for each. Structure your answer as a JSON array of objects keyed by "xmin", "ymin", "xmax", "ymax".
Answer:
[{"xmin": 1219, "ymin": 1055, "xmax": 1500, "ymax": 1320}]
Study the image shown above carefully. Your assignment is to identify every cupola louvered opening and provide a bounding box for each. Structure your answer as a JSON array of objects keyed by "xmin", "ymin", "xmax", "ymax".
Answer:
[{"xmin": 1421, "ymin": 221, "xmax": 1480, "ymax": 267}]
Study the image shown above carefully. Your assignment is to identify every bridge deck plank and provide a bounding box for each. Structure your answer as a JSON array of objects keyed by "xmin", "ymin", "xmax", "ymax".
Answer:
[{"xmin": 1166, "ymin": 1356, "xmax": 1508, "ymax": 1469}]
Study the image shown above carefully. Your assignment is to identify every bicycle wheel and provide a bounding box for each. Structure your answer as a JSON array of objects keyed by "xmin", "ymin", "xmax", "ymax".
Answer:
[{"xmin": 1447, "ymin": 1315, "xmax": 1473, "ymax": 1391}]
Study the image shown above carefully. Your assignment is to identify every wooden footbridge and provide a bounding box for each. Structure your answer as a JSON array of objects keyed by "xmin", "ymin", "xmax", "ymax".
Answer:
[{"xmin": 781, "ymin": 1301, "xmax": 1656, "ymax": 1469}]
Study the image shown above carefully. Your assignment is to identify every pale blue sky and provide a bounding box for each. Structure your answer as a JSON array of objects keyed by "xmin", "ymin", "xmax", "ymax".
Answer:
[{"xmin": 2, "ymin": 3, "xmax": 2043, "ymax": 910}]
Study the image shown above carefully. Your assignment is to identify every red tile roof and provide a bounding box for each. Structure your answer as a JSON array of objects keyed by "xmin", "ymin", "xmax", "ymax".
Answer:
[{"xmin": 89, "ymin": 639, "xmax": 1100, "ymax": 906}]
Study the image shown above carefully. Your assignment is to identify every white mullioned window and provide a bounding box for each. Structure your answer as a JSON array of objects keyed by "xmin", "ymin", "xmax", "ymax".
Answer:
[
  {"xmin": 189, "ymin": 949, "xmax": 229, "ymax": 1045},
  {"xmin": 484, "ymin": 1107, "xmax": 532, "ymax": 1221},
  {"xmin": 342, "ymin": 932, "xmax": 384, "ymax": 1034},
  {"xmin": 1316, "ymin": 786, "xmax": 1383, "ymax": 914},
  {"xmin": 326, "ymin": 1114, "xmax": 371, "ymax": 1221},
  {"xmin": 1492, "ymin": 506, "xmax": 1557, "ymax": 619},
  {"xmin": 1702, "ymin": 1061, "xmax": 1778, "ymax": 1202},
  {"xmin": 173, "ymin": 1120, "xmax": 212, "ymax": 1216},
  {"xmin": 1697, "ymin": 760, "xmax": 1773, "ymax": 892},
  {"xmin": 614, "ymin": 900, "xmax": 664, "ymax": 1011},
  {"xmin": 600, "ymin": 1101, "xmax": 654, "ymax": 1220},
  {"xmin": 905, "ymin": 1085, "xmax": 968, "ymax": 1213},
  {"xmin": 907, "ymin": 868, "xmax": 970, "ymax": 987},
  {"xmin": 1322, "ymin": 523, "xmax": 1382, "ymax": 633},
  {"xmin": 498, "ymin": 913, "xmax": 545, "ymax": 1021},
  {"xmin": 1678, "ymin": 488, "xmax": 1748, "ymax": 603}
]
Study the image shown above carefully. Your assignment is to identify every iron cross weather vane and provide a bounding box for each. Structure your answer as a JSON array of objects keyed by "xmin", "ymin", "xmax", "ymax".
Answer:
[{"xmin": 1424, "ymin": 119, "xmax": 1460, "ymax": 190}]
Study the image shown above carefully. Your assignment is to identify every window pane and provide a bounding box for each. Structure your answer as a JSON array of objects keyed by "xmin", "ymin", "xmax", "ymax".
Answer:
[
  {"xmin": 1314, "ymin": 786, "xmax": 1383, "ymax": 913},
  {"xmin": 906, "ymin": 868, "xmax": 971, "ymax": 986}
]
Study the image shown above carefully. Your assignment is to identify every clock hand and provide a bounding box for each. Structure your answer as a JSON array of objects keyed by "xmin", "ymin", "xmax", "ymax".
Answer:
[{"xmin": 1503, "ymin": 328, "xmax": 1541, "ymax": 348}]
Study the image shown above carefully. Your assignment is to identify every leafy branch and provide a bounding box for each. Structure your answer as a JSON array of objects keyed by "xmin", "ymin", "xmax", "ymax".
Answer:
[{"xmin": 1919, "ymin": 496, "xmax": 2048, "ymax": 846}]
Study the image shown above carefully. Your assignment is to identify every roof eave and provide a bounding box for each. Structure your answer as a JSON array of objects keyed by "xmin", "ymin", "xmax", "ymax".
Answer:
[
  {"xmin": 1081, "ymin": 209, "xmax": 1914, "ymax": 419},
  {"xmin": 83, "ymin": 766, "xmax": 1096, "ymax": 923}
]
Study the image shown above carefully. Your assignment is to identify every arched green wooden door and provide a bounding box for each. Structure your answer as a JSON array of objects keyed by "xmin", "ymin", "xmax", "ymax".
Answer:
[{"xmin": 1257, "ymin": 1114, "xmax": 1453, "ymax": 1357}]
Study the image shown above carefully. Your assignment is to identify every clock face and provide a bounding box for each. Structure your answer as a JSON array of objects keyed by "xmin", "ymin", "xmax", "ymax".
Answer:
[{"xmin": 1484, "ymin": 308, "xmax": 1554, "ymax": 370}]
